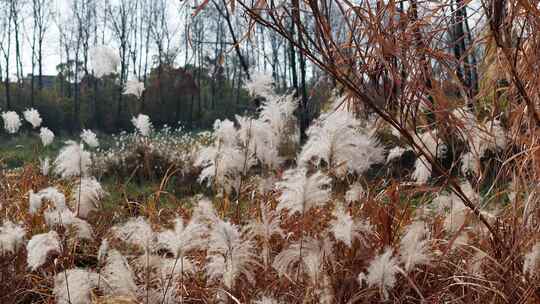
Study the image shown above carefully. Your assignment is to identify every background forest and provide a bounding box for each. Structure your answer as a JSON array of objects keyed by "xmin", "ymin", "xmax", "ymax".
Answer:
[{"xmin": 0, "ymin": 0, "xmax": 334, "ymax": 134}]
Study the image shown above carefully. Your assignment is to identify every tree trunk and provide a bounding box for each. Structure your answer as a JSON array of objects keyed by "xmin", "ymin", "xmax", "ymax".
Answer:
[
  {"xmin": 189, "ymin": 93, "xmax": 194, "ymax": 128},
  {"xmin": 462, "ymin": 3, "xmax": 479, "ymax": 95},
  {"xmin": 294, "ymin": 0, "xmax": 309, "ymax": 141},
  {"xmin": 4, "ymin": 76, "xmax": 10, "ymax": 110},
  {"xmin": 38, "ymin": 39, "xmax": 43, "ymax": 90},
  {"xmin": 219, "ymin": 0, "xmax": 251, "ymax": 80}
]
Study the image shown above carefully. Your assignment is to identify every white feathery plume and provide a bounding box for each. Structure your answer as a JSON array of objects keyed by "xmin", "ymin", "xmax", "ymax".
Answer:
[
  {"xmin": 412, "ymin": 130, "xmax": 447, "ymax": 157},
  {"xmin": 386, "ymin": 146, "xmax": 406, "ymax": 163},
  {"xmin": 460, "ymin": 181, "xmax": 480, "ymax": 204},
  {"xmin": 508, "ymin": 178, "xmax": 518, "ymax": 204},
  {"xmin": 213, "ymin": 118, "xmax": 237, "ymax": 147},
  {"xmin": 194, "ymin": 146, "xmax": 219, "ymax": 185},
  {"xmin": 482, "ymin": 119, "xmax": 506, "ymax": 152},
  {"xmin": 236, "ymin": 115, "xmax": 282, "ymax": 170},
  {"xmin": 257, "ymin": 175, "xmax": 278, "ymax": 194},
  {"xmin": 523, "ymin": 242, "xmax": 540, "ymax": 277},
  {"xmin": 195, "ymin": 118, "xmax": 251, "ymax": 194},
  {"xmin": 131, "ymin": 114, "xmax": 152, "ymax": 136},
  {"xmin": 188, "ymin": 198, "xmax": 218, "ymax": 249},
  {"xmin": 54, "ymin": 141, "xmax": 92, "ymax": 179},
  {"xmin": 53, "ymin": 268, "xmax": 98, "ymax": 304},
  {"xmin": 133, "ymin": 251, "xmax": 162, "ymax": 273},
  {"xmin": 157, "ymin": 217, "xmax": 206, "ymax": 258},
  {"xmin": 40, "ymin": 127, "xmax": 55, "ymax": 146},
  {"xmin": 130, "ymin": 253, "xmax": 160, "ymax": 300},
  {"xmin": 28, "ymin": 187, "xmax": 67, "ymax": 214},
  {"xmin": 452, "ymin": 107, "xmax": 477, "ymax": 128},
  {"xmin": 429, "ymin": 193, "xmax": 453, "ymax": 215},
  {"xmin": 455, "ymin": 107, "xmax": 506, "ymax": 156},
  {"xmin": 158, "ymin": 255, "xmax": 197, "ymax": 279},
  {"xmin": 254, "ymin": 296, "xmax": 280, "ymax": 304},
  {"xmin": 275, "ymin": 167, "xmax": 332, "ymax": 215},
  {"xmin": 123, "ymin": 79, "xmax": 145, "ymax": 98},
  {"xmin": 345, "ymin": 182, "xmax": 365, "ymax": 204},
  {"xmin": 273, "ymin": 236, "xmax": 334, "ymax": 284},
  {"xmin": 195, "ymin": 122, "xmax": 252, "ymax": 194},
  {"xmin": 191, "ymin": 198, "xmax": 220, "ymax": 227},
  {"xmin": 72, "ymin": 177, "xmax": 106, "ymax": 218},
  {"xmin": 113, "ymin": 217, "xmax": 155, "ymax": 251},
  {"xmin": 258, "ymin": 93, "xmax": 298, "ymax": 144},
  {"xmin": 147, "ymin": 256, "xmax": 196, "ymax": 303},
  {"xmin": 26, "ymin": 231, "xmax": 61, "ymax": 270},
  {"xmin": 444, "ymin": 201, "xmax": 467, "ymax": 233},
  {"xmin": 412, "ymin": 156, "xmax": 431, "ymax": 184},
  {"xmin": 89, "ymin": 46, "xmax": 120, "ymax": 77},
  {"xmin": 0, "ymin": 221, "xmax": 26, "ymax": 254},
  {"xmin": 246, "ymin": 202, "xmax": 285, "ymax": 267},
  {"xmin": 23, "ymin": 108, "xmax": 42, "ymax": 128},
  {"xmin": 299, "ymin": 110, "xmax": 384, "ymax": 178},
  {"xmin": 453, "ymin": 108, "xmax": 507, "ymax": 170},
  {"xmin": 302, "ymin": 237, "xmax": 335, "ymax": 285},
  {"xmin": 247, "ymin": 202, "xmax": 284, "ymax": 240},
  {"xmin": 80, "ymin": 129, "xmax": 99, "ymax": 148},
  {"xmin": 1, "ymin": 111, "xmax": 22, "ymax": 134},
  {"xmin": 43, "ymin": 208, "xmax": 93, "ymax": 240},
  {"xmin": 330, "ymin": 203, "xmax": 372, "ymax": 247},
  {"xmin": 39, "ymin": 187, "xmax": 67, "ymax": 209},
  {"xmin": 42, "ymin": 206, "xmax": 73, "ymax": 227},
  {"xmin": 40, "ymin": 157, "xmax": 51, "ymax": 176},
  {"xmin": 205, "ymin": 220, "xmax": 258, "ymax": 289},
  {"xmin": 100, "ymin": 249, "xmax": 138, "ymax": 298},
  {"xmin": 195, "ymin": 144, "xmax": 247, "ymax": 194},
  {"xmin": 318, "ymin": 274, "xmax": 335, "ymax": 304},
  {"xmin": 461, "ymin": 152, "xmax": 479, "ymax": 175},
  {"xmin": 244, "ymin": 71, "xmax": 274, "ymax": 98},
  {"xmin": 143, "ymin": 255, "xmax": 197, "ymax": 303},
  {"xmin": 28, "ymin": 190, "xmax": 42, "ymax": 214},
  {"xmin": 399, "ymin": 221, "xmax": 431, "ymax": 271},
  {"xmin": 255, "ymin": 141, "xmax": 282, "ymax": 170},
  {"xmin": 97, "ymin": 239, "xmax": 109, "ymax": 264},
  {"xmin": 441, "ymin": 182, "xmax": 478, "ymax": 233},
  {"xmin": 358, "ymin": 248, "xmax": 399, "ymax": 300},
  {"xmin": 404, "ymin": 131, "xmax": 445, "ymax": 183}
]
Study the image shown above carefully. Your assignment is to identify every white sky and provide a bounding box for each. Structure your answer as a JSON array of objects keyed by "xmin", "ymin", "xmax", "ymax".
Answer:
[
  {"xmin": 5, "ymin": 0, "xmax": 184, "ymax": 78},
  {"xmin": 7, "ymin": 0, "xmax": 486, "ymax": 79}
]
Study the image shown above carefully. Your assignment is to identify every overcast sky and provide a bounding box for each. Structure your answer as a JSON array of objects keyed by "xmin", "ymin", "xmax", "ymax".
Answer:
[{"xmin": 5, "ymin": 0, "xmax": 184, "ymax": 78}]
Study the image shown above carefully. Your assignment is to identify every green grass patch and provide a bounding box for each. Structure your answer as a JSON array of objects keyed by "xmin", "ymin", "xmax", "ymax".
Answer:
[{"xmin": 0, "ymin": 133, "xmax": 67, "ymax": 168}]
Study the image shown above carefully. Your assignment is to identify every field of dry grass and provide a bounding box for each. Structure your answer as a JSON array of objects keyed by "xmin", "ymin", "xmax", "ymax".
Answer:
[{"xmin": 1, "ymin": 86, "xmax": 539, "ymax": 303}]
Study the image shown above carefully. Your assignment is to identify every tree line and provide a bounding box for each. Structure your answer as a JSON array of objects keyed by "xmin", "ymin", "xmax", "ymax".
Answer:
[
  {"xmin": 0, "ymin": 0, "xmax": 331, "ymax": 134},
  {"xmin": 1, "ymin": 0, "xmax": 482, "ymax": 135}
]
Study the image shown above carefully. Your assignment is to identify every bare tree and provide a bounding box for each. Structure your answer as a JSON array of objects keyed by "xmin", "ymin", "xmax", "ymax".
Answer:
[
  {"xmin": 149, "ymin": 0, "xmax": 179, "ymax": 108},
  {"xmin": 10, "ymin": 0, "xmax": 24, "ymax": 91},
  {"xmin": 212, "ymin": 0, "xmax": 250, "ymax": 80},
  {"xmin": 0, "ymin": 0, "xmax": 13, "ymax": 110},
  {"xmin": 56, "ymin": 2, "xmax": 82, "ymax": 129},
  {"xmin": 32, "ymin": 0, "xmax": 51, "ymax": 92},
  {"xmin": 107, "ymin": 0, "xmax": 135, "ymax": 127}
]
